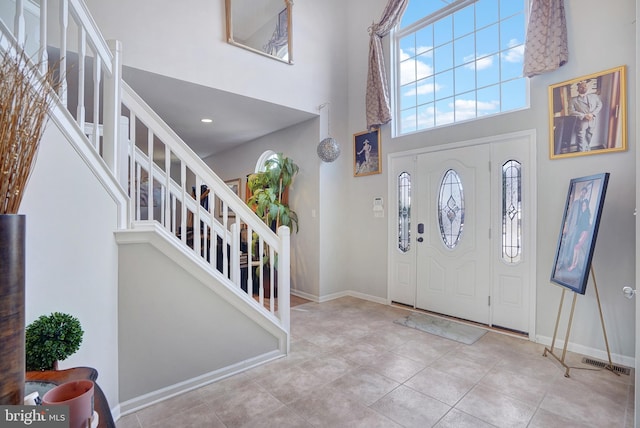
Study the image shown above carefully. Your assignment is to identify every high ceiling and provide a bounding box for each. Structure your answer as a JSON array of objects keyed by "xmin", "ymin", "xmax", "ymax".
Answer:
[{"xmin": 122, "ymin": 66, "xmax": 317, "ymax": 159}]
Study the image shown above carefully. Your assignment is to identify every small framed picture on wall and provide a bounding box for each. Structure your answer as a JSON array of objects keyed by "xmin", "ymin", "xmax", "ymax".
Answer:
[{"xmin": 353, "ymin": 128, "xmax": 381, "ymax": 177}]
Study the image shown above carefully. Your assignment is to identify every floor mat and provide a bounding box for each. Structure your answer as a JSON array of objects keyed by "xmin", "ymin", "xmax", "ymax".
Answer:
[{"xmin": 394, "ymin": 312, "xmax": 487, "ymax": 345}]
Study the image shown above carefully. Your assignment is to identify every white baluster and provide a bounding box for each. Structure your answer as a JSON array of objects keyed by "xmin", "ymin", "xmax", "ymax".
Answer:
[
  {"xmin": 15, "ymin": 0, "xmax": 25, "ymax": 45},
  {"xmin": 39, "ymin": 0, "xmax": 48, "ymax": 74},
  {"xmin": 91, "ymin": 55, "xmax": 102, "ymax": 150},
  {"xmin": 103, "ymin": 40, "xmax": 122, "ymax": 183},
  {"xmin": 76, "ymin": 27, "xmax": 86, "ymax": 128},
  {"xmin": 163, "ymin": 144, "xmax": 171, "ymax": 228},
  {"xmin": 128, "ymin": 112, "xmax": 137, "ymax": 225},
  {"xmin": 278, "ymin": 225, "xmax": 291, "ymax": 341},
  {"xmin": 59, "ymin": 0, "xmax": 68, "ymax": 104},
  {"xmin": 146, "ymin": 128, "xmax": 153, "ymax": 219}
]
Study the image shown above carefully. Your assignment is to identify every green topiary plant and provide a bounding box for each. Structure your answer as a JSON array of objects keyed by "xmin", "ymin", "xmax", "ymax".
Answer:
[{"xmin": 25, "ymin": 312, "xmax": 84, "ymax": 371}]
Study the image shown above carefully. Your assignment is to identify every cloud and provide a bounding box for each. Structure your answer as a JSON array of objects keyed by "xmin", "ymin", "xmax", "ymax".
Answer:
[
  {"xmin": 408, "ymin": 97, "xmax": 500, "ymax": 130},
  {"xmin": 502, "ymin": 40, "xmax": 524, "ymax": 63},
  {"xmin": 463, "ymin": 53, "xmax": 495, "ymax": 71},
  {"xmin": 400, "ymin": 49, "xmax": 434, "ymax": 85}
]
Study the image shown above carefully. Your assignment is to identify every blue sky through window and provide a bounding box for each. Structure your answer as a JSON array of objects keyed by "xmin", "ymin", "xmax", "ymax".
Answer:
[{"xmin": 395, "ymin": 0, "xmax": 527, "ymax": 134}]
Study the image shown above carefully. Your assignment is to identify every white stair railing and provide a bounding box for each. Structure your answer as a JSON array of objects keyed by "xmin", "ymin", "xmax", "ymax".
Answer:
[
  {"xmin": 1, "ymin": 0, "xmax": 290, "ymax": 332},
  {"xmin": 122, "ymin": 83, "xmax": 290, "ymax": 325}
]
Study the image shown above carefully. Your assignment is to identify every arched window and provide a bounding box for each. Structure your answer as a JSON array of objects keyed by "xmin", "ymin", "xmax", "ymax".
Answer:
[{"xmin": 255, "ymin": 150, "xmax": 278, "ymax": 173}]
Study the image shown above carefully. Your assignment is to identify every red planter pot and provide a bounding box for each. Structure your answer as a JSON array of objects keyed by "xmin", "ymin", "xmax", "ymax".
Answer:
[{"xmin": 43, "ymin": 380, "xmax": 94, "ymax": 428}]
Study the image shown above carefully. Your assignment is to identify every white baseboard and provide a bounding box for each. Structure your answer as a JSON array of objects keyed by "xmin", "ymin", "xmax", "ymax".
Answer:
[
  {"xmin": 535, "ymin": 334, "xmax": 635, "ymax": 369},
  {"xmin": 290, "ymin": 289, "xmax": 319, "ymax": 302},
  {"xmin": 117, "ymin": 350, "xmax": 284, "ymax": 417},
  {"xmin": 299, "ymin": 289, "xmax": 388, "ymax": 305}
]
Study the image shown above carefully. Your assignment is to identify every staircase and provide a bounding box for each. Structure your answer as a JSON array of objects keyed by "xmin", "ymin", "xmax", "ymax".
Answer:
[{"xmin": 1, "ymin": 0, "xmax": 290, "ymax": 416}]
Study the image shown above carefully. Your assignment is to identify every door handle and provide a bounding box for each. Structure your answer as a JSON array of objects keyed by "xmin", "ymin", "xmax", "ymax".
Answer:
[{"xmin": 623, "ymin": 286, "xmax": 636, "ymax": 299}]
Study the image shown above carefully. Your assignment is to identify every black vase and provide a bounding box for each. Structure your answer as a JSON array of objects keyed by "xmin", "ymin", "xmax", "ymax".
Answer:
[{"xmin": 0, "ymin": 214, "xmax": 25, "ymax": 404}]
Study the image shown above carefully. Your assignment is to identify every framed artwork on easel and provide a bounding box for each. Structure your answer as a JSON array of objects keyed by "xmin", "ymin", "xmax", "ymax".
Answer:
[{"xmin": 550, "ymin": 173, "xmax": 610, "ymax": 294}]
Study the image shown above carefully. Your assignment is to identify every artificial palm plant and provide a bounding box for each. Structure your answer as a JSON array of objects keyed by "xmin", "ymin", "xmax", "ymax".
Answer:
[{"xmin": 247, "ymin": 153, "xmax": 299, "ymax": 233}]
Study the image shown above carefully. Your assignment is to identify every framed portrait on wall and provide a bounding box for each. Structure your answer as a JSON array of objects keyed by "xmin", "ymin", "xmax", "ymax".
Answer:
[
  {"xmin": 550, "ymin": 173, "xmax": 609, "ymax": 294},
  {"xmin": 353, "ymin": 129, "xmax": 381, "ymax": 177},
  {"xmin": 548, "ymin": 66, "xmax": 626, "ymax": 159}
]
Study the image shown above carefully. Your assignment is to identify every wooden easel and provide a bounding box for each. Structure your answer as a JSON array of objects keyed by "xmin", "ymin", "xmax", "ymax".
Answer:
[{"xmin": 543, "ymin": 266, "xmax": 618, "ymax": 377}]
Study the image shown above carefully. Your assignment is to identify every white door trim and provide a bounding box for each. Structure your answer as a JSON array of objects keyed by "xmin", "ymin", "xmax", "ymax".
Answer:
[{"xmin": 387, "ymin": 129, "xmax": 537, "ymax": 339}]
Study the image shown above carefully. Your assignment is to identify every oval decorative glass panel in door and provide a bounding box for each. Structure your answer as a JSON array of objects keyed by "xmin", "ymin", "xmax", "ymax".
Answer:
[{"xmin": 438, "ymin": 169, "xmax": 464, "ymax": 249}]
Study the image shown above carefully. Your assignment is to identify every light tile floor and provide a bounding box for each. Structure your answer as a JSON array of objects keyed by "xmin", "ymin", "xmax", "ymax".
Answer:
[{"xmin": 117, "ymin": 296, "xmax": 635, "ymax": 428}]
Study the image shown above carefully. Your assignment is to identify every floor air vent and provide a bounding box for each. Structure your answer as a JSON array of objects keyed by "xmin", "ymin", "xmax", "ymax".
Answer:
[{"xmin": 581, "ymin": 357, "xmax": 631, "ymax": 375}]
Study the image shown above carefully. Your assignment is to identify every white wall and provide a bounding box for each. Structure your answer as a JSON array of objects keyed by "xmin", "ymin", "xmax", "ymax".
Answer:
[{"xmin": 20, "ymin": 119, "xmax": 121, "ymax": 409}]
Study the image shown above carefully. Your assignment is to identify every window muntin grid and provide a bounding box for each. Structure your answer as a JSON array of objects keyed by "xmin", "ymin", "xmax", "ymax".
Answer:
[{"xmin": 395, "ymin": 0, "xmax": 527, "ymax": 135}]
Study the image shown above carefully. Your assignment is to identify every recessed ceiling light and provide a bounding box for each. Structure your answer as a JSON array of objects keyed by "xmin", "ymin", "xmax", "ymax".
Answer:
[{"xmin": 201, "ymin": 118, "xmax": 213, "ymax": 123}]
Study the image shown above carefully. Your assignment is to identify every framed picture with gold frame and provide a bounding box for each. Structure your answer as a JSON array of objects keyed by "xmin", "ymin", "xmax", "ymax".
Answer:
[
  {"xmin": 353, "ymin": 129, "xmax": 381, "ymax": 177},
  {"xmin": 549, "ymin": 66, "xmax": 626, "ymax": 159}
]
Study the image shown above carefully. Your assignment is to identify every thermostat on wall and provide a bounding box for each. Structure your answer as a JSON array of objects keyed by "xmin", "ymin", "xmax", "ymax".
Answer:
[{"xmin": 373, "ymin": 197, "xmax": 384, "ymax": 217}]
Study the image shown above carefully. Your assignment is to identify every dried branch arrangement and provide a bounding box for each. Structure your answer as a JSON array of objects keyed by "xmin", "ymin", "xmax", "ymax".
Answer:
[{"xmin": 0, "ymin": 44, "xmax": 60, "ymax": 214}]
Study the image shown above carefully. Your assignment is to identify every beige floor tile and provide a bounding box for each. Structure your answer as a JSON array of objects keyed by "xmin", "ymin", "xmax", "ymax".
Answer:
[
  {"xmin": 370, "ymin": 385, "xmax": 451, "ymax": 427},
  {"xmin": 392, "ymin": 338, "xmax": 459, "ymax": 366},
  {"xmin": 539, "ymin": 375, "xmax": 627, "ymax": 427},
  {"xmin": 528, "ymin": 408, "xmax": 592, "ymax": 428},
  {"xmin": 115, "ymin": 413, "xmax": 141, "ymax": 428},
  {"xmin": 204, "ymin": 380, "xmax": 283, "ymax": 427},
  {"xmin": 254, "ymin": 364, "xmax": 331, "ymax": 404},
  {"xmin": 363, "ymin": 350, "xmax": 426, "ymax": 383},
  {"xmin": 296, "ymin": 354, "xmax": 359, "ymax": 382},
  {"xmin": 328, "ymin": 367, "xmax": 400, "ymax": 406},
  {"xmin": 434, "ymin": 408, "xmax": 496, "ymax": 427},
  {"xmin": 146, "ymin": 403, "xmax": 225, "ymax": 428},
  {"xmin": 479, "ymin": 366, "xmax": 553, "ymax": 405},
  {"xmin": 134, "ymin": 389, "xmax": 207, "ymax": 427},
  {"xmin": 430, "ymin": 352, "xmax": 494, "ymax": 384},
  {"xmin": 238, "ymin": 404, "xmax": 313, "ymax": 428},
  {"xmin": 405, "ymin": 366, "xmax": 475, "ymax": 406},
  {"xmin": 455, "ymin": 385, "xmax": 536, "ymax": 427},
  {"xmin": 287, "ymin": 385, "xmax": 398, "ymax": 427}
]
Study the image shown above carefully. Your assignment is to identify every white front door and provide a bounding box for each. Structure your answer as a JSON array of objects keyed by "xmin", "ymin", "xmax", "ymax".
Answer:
[
  {"xmin": 388, "ymin": 132, "xmax": 534, "ymax": 333},
  {"xmin": 415, "ymin": 145, "xmax": 492, "ymax": 324}
]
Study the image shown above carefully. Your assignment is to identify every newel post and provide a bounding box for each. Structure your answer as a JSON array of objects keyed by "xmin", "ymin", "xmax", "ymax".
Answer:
[
  {"xmin": 277, "ymin": 225, "xmax": 291, "ymax": 352},
  {"xmin": 102, "ymin": 39, "xmax": 125, "ymax": 188}
]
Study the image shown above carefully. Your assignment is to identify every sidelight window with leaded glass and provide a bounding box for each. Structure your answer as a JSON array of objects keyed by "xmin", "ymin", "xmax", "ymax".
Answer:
[
  {"xmin": 502, "ymin": 159, "xmax": 522, "ymax": 263},
  {"xmin": 398, "ymin": 172, "xmax": 411, "ymax": 252}
]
